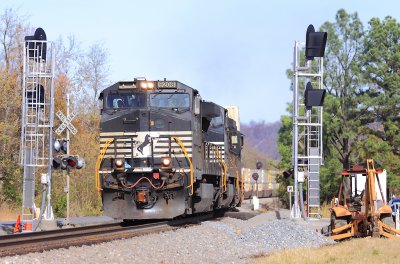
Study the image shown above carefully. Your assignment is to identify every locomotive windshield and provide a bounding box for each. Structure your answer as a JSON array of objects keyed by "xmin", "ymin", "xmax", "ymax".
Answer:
[
  {"xmin": 106, "ymin": 91, "xmax": 146, "ymax": 109},
  {"xmin": 150, "ymin": 93, "xmax": 190, "ymax": 108}
]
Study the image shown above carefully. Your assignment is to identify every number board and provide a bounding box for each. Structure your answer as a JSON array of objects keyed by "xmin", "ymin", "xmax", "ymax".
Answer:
[{"xmin": 157, "ymin": 81, "xmax": 177, "ymax": 89}]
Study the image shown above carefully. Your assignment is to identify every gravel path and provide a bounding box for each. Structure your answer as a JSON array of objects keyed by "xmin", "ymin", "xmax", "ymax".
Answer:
[{"xmin": 0, "ymin": 210, "xmax": 335, "ymax": 264}]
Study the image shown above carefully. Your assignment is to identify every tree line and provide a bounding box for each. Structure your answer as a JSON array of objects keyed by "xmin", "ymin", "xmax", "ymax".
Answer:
[
  {"xmin": 0, "ymin": 8, "xmax": 110, "ymax": 217},
  {"xmin": 278, "ymin": 9, "xmax": 400, "ymax": 205}
]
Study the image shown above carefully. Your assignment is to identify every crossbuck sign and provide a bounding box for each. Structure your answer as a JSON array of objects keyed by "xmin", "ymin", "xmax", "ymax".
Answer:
[{"xmin": 55, "ymin": 110, "xmax": 77, "ymax": 135}]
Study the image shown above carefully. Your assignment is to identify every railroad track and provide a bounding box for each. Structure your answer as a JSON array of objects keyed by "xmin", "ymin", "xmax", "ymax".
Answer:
[{"xmin": 0, "ymin": 213, "xmax": 214, "ymax": 257}]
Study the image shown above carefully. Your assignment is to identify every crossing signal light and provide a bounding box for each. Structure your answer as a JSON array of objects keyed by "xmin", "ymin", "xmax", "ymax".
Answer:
[
  {"xmin": 305, "ymin": 24, "xmax": 327, "ymax": 60},
  {"xmin": 304, "ymin": 82, "xmax": 326, "ymax": 110},
  {"xmin": 53, "ymin": 139, "xmax": 68, "ymax": 154},
  {"xmin": 252, "ymin": 172, "xmax": 259, "ymax": 181},
  {"xmin": 52, "ymin": 155, "xmax": 85, "ymax": 170},
  {"xmin": 61, "ymin": 139, "xmax": 68, "ymax": 154},
  {"xmin": 52, "ymin": 157, "xmax": 65, "ymax": 170},
  {"xmin": 53, "ymin": 139, "xmax": 61, "ymax": 152}
]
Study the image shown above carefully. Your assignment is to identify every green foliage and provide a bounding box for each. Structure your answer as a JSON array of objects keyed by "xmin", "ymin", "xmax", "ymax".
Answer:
[
  {"xmin": 53, "ymin": 195, "xmax": 67, "ymax": 218},
  {"xmin": 276, "ymin": 115, "xmax": 293, "ymax": 205},
  {"xmin": 361, "ymin": 16, "xmax": 400, "ymax": 192},
  {"xmin": 1, "ymin": 164, "xmax": 22, "ymax": 205}
]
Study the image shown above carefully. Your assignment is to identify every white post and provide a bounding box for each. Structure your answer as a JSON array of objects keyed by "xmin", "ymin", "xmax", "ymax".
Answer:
[
  {"xmin": 292, "ymin": 41, "xmax": 300, "ymax": 218},
  {"xmin": 396, "ymin": 208, "xmax": 399, "ymax": 234},
  {"xmin": 66, "ymin": 94, "xmax": 70, "ymax": 224}
]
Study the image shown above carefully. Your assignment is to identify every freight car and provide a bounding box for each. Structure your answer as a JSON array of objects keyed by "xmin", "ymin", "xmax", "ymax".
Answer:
[
  {"xmin": 242, "ymin": 168, "xmax": 279, "ymax": 199},
  {"xmin": 96, "ymin": 79, "xmax": 243, "ymax": 220}
]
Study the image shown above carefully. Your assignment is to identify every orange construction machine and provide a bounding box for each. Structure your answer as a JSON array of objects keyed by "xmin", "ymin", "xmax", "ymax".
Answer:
[{"xmin": 327, "ymin": 159, "xmax": 400, "ymax": 240}]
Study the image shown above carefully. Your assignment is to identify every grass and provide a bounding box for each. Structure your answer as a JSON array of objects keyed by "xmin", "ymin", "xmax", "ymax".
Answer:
[
  {"xmin": 0, "ymin": 204, "xmax": 19, "ymax": 221},
  {"xmin": 320, "ymin": 202, "xmax": 331, "ymax": 218},
  {"xmin": 254, "ymin": 238, "xmax": 400, "ymax": 264}
]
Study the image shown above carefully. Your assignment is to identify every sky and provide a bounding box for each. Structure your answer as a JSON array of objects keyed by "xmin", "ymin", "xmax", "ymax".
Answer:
[{"xmin": 3, "ymin": 0, "xmax": 400, "ymax": 123}]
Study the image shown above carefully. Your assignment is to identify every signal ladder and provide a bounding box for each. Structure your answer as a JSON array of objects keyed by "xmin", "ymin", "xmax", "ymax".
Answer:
[
  {"xmin": 20, "ymin": 32, "xmax": 55, "ymax": 222},
  {"xmin": 293, "ymin": 40, "xmax": 324, "ymax": 218}
]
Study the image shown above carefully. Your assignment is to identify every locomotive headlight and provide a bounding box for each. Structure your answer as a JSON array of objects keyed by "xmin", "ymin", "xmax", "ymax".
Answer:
[
  {"xmin": 140, "ymin": 82, "xmax": 148, "ymax": 89},
  {"xmin": 114, "ymin": 159, "xmax": 124, "ymax": 168},
  {"xmin": 161, "ymin": 157, "xmax": 172, "ymax": 168},
  {"xmin": 139, "ymin": 81, "xmax": 155, "ymax": 90},
  {"xmin": 147, "ymin": 82, "xmax": 154, "ymax": 89}
]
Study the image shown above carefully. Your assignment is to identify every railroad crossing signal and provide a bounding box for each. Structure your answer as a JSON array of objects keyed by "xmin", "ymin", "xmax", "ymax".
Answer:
[
  {"xmin": 55, "ymin": 110, "xmax": 77, "ymax": 135},
  {"xmin": 252, "ymin": 172, "xmax": 259, "ymax": 181},
  {"xmin": 52, "ymin": 154, "xmax": 86, "ymax": 170}
]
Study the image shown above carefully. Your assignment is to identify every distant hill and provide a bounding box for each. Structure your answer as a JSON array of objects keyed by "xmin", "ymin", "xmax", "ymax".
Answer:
[{"xmin": 240, "ymin": 121, "xmax": 281, "ymax": 167}]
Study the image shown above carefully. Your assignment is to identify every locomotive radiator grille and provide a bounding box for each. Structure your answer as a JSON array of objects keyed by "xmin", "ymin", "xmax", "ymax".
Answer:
[{"xmin": 99, "ymin": 131, "xmax": 193, "ymax": 159}]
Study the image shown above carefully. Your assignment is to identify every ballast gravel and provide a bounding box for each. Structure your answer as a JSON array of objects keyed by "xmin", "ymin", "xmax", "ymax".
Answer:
[{"xmin": 0, "ymin": 211, "xmax": 335, "ymax": 264}]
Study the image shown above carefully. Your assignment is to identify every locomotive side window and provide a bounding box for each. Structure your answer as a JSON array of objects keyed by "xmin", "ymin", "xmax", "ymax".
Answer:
[
  {"xmin": 209, "ymin": 116, "xmax": 224, "ymax": 133},
  {"xmin": 150, "ymin": 93, "xmax": 190, "ymax": 108},
  {"xmin": 106, "ymin": 92, "xmax": 146, "ymax": 109}
]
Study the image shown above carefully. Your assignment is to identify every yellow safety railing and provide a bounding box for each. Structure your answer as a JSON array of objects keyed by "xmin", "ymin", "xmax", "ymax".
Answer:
[
  {"xmin": 241, "ymin": 172, "xmax": 245, "ymax": 202},
  {"xmin": 95, "ymin": 138, "xmax": 114, "ymax": 195},
  {"xmin": 172, "ymin": 136, "xmax": 194, "ymax": 196},
  {"xmin": 230, "ymin": 155, "xmax": 241, "ymax": 199},
  {"xmin": 214, "ymin": 146, "xmax": 227, "ymax": 193}
]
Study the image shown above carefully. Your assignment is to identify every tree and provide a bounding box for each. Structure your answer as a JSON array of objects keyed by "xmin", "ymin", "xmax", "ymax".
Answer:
[
  {"xmin": 0, "ymin": 8, "xmax": 28, "ymax": 207},
  {"xmin": 360, "ymin": 16, "xmax": 400, "ymax": 193},
  {"xmin": 320, "ymin": 9, "xmax": 365, "ymax": 170},
  {"xmin": 75, "ymin": 42, "xmax": 110, "ymax": 104},
  {"xmin": 0, "ymin": 8, "xmax": 26, "ymax": 73}
]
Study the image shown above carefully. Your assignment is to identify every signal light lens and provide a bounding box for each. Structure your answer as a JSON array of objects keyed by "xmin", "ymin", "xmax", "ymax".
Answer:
[
  {"xmin": 67, "ymin": 158, "xmax": 77, "ymax": 167},
  {"xmin": 52, "ymin": 157, "xmax": 63, "ymax": 169},
  {"xmin": 54, "ymin": 139, "xmax": 61, "ymax": 152},
  {"xmin": 61, "ymin": 139, "xmax": 68, "ymax": 154}
]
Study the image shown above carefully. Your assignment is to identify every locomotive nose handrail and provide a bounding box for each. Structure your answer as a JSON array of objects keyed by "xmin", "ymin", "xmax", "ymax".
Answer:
[
  {"xmin": 214, "ymin": 146, "xmax": 227, "ymax": 193},
  {"xmin": 96, "ymin": 138, "xmax": 114, "ymax": 195},
  {"xmin": 172, "ymin": 136, "xmax": 194, "ymax": 196}
]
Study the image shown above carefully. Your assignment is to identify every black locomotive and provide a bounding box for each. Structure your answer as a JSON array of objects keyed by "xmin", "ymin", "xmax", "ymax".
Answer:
[{"xmin": 97, "ymin": 79, "xmax": 243, "ymax": 220}]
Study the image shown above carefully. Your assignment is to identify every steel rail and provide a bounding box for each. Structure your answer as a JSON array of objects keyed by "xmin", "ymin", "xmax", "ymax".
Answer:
[{"xmin": 0, "ymin": 213, "xmax": 215, "ymax": 257}]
